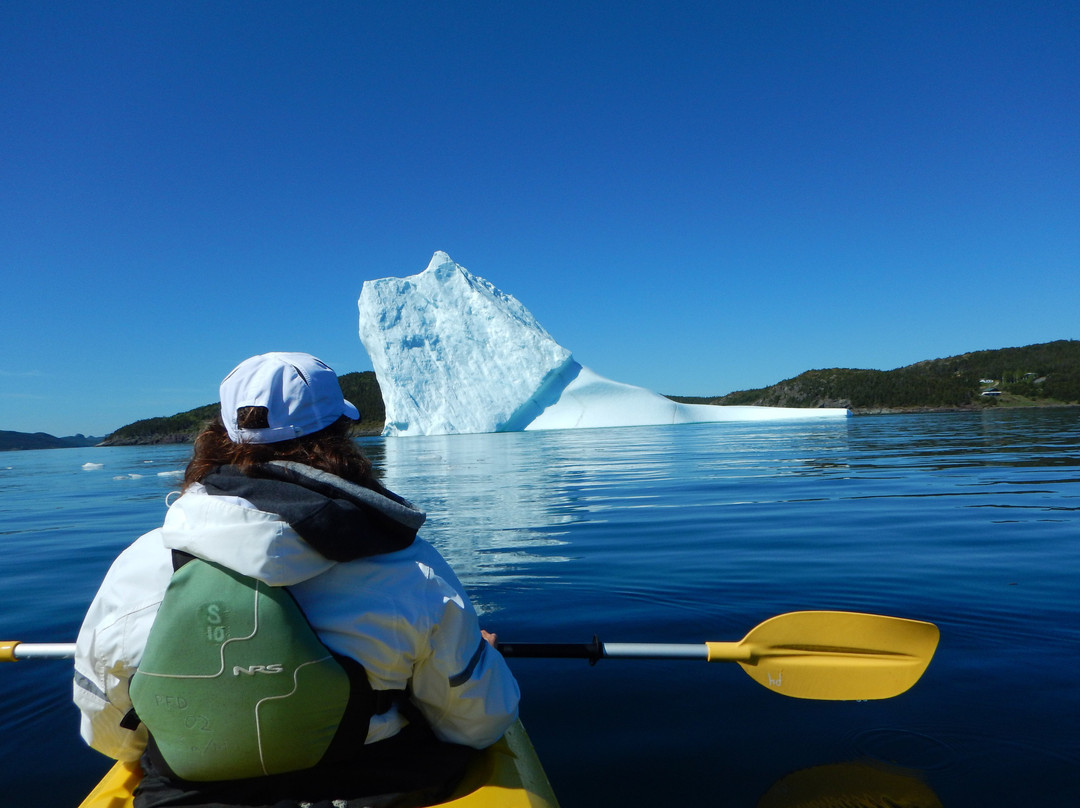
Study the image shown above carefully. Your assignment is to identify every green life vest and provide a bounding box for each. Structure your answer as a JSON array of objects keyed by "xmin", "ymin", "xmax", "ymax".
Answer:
[{"xmin": 129, "ymin": 558, "xmax": 352, "ymax": 782}]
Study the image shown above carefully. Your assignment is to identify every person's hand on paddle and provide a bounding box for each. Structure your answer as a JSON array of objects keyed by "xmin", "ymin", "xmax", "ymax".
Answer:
[{"xmin": 481, "ymin": 630, "xmax": 498, "ymax": 647}]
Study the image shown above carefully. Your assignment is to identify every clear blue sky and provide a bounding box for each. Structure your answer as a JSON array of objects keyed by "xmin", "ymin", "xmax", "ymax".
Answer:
[{"xmin": 3, "ymin": 1, "xmax": 1077, "ymax": 437}]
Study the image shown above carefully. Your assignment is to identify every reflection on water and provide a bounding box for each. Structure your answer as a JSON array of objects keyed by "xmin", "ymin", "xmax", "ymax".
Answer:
[
  {"xmin": 373, "ymin": 432, "xmax": 581, "ymax": 591},
  {"xmin": 758, "ymin": 760, "xmax": 943, "ymax": 808},
  {"xmin": 367, "ymin": 420, "xmax": 861, "ymax": 594}
]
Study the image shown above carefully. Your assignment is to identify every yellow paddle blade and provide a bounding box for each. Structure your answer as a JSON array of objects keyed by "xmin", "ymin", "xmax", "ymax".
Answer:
[{"xmin": 706, "ymin": 611, "xmax": 939, "ymax": 700}]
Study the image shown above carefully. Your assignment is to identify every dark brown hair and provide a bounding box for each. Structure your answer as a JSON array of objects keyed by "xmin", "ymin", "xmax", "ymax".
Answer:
[{"xmin": 183, "ymin": 409, "xmax": 376, "ymax": 491}]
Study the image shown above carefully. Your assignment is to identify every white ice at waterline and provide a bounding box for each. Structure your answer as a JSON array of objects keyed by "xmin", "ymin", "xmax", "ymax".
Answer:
[{"xmin": 357, "ymin": 252, "xmax": 850, "ymax": 437}]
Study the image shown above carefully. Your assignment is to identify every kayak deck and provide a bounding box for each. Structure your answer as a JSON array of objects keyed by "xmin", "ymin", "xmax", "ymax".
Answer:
[
  {"xmin": 77, "ymin": 759, "xmax": 140, "ymax": 808},
  {"xmin": 441, "ymin": 721, "xmax": 558, "ymax": 807},
  {"xmin": 78, "ymin": 720, "xmax": 558, "ymax": 808}
]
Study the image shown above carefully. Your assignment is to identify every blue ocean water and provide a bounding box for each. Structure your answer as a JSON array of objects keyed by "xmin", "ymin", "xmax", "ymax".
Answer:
[{"xmin": 2, "ymin": 409, "xmax": 1078, "ymax": 805}]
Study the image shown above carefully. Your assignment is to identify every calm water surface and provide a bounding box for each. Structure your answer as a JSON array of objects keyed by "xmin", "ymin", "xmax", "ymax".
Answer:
[{"xmin": 2, "ymin": 409, "xmax": 1078, "ymax": 805}]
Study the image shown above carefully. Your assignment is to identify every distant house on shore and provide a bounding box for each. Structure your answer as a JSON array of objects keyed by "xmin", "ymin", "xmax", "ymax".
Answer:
[{"xmin": 981, "ymin": 389, "xmax": 1002, "ymax": 397}]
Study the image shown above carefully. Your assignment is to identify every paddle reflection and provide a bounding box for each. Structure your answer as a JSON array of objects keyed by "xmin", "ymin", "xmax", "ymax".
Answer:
[{"xmin": 758, "ymin": 760, "xmax": 942, "ymax": 808}]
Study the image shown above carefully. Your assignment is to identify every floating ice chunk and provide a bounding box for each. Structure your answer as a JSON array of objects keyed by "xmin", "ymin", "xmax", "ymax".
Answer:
[
  {"xmin": 523, "ymin": 364, "xmax": 847, "ymax": 430},
  {"xmin": 358, "ymin": 252, "xmax": 850, "ymax": 437},
  {"xmin": 82, "ymin": 462, "xmax": 104, "ymax": 470}
]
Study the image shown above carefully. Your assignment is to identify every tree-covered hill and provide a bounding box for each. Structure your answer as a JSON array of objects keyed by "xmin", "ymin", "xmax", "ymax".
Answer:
[
  {"xmin": 101, "ymin": 372, "xmax": 386, "ymax": 446},
  {"xmin": 669, "ymin": 340, "xmax": 1080, "ymax": 412},
  {"xmin": 0, "ymin": 431, "xmax": 104, "ymax": 451},
  {"xmin": 337, "ymin": 371, "xmax": 386, "ymax": 432}
]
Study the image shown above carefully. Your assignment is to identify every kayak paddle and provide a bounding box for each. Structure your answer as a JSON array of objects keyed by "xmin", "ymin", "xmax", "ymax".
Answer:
[
  {"xmin": 497, "ymin": 610, "xmax": 940, "ymax": 701},
  {"xmin": 2, "ymin": 611, "xmax": 939, "ymax": 701},
  {"xmin": 0, "ymin": 641, "xmax": 75, "ymax": 661}
]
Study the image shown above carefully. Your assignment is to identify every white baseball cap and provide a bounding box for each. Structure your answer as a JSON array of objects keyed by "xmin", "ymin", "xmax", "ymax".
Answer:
[{"xmin": 219, "ymin": 352, "xmax": 360, "ymax": 444}]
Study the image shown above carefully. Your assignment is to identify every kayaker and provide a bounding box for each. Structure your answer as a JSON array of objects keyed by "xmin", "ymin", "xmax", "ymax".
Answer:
[{"xmin": 73, "ymin": 352, "xmax": 521, "ymax": 807}]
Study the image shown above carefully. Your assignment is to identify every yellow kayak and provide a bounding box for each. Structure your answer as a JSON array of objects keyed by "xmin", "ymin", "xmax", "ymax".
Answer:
[{"xmin": 78, "ymin": 721, "xmax": 558, "ymax": 808}]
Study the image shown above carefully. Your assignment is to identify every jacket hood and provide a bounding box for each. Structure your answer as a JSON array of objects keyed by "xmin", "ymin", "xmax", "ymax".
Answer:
[{"xmin": 160, "ymin": 461, "xmax": 426, "ymax": 586}]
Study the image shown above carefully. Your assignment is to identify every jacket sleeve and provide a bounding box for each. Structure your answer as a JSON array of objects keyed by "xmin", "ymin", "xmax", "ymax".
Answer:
[
  {"xmin": 407, "ymin": 561, "xmax": 521, "ymax": 749},
  {"xmin": 73, "ymin": 530, "xmax": 173, "ymax": 761}
]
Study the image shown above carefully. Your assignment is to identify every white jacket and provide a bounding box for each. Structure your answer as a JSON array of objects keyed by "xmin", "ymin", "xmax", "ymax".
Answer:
[{"xmin": 74, "ymin": 463, "xmax": 520, "ymax": 763}]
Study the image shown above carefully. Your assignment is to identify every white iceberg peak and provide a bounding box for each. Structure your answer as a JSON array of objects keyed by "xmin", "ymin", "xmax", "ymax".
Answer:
[
  {"xmin": 358, "ymin": 253, "xmax": 572, "ymax": 436},
  {"xmin": 358, "ymin": 253, "xmax": 849, "ymax": 437}
]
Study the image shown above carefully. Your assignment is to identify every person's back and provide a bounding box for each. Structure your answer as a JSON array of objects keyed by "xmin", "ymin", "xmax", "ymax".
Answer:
[{"xmin": 74, "ymin": 353, "xmax": 520, "ymax": 807}]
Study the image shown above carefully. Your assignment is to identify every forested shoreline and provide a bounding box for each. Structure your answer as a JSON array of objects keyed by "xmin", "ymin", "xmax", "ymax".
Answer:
[
  {"xmin": 4, "ymin": 341, "xmax": 1077, "ymax": 450},
  {"xmin": 669, "ymin": 340, "xmax": 1080, "ymax": 412}
]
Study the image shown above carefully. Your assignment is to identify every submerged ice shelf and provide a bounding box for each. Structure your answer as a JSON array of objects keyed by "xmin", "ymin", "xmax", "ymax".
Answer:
[{"xmin": 358, "ymin": 252, "xmax": 850, "ymax": 437}]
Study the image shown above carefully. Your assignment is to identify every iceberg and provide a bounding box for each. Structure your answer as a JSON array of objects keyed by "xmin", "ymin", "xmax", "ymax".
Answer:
[{"xmin": 357, "ymin": 252, "xmax": 849, "ymax": 437}]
